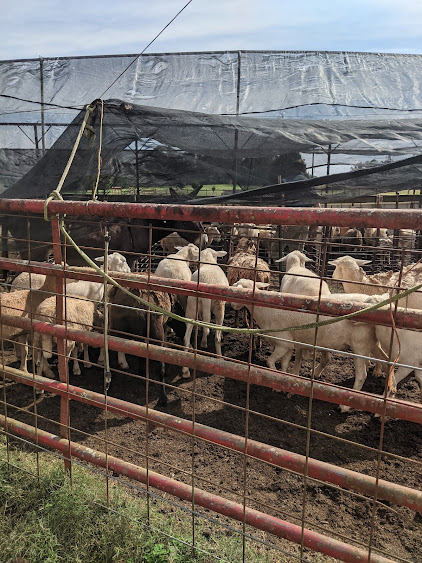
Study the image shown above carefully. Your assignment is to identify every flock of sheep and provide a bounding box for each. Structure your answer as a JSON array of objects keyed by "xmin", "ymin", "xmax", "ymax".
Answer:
[{"xmin": 1, "ymin": 220, "xmax": 421, "ymax": 411}]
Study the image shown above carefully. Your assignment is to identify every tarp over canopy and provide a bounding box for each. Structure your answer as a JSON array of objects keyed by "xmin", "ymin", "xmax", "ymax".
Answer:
[{"xmin": 1, "ymin": 99, "xmax": 422, "ymax": 205}]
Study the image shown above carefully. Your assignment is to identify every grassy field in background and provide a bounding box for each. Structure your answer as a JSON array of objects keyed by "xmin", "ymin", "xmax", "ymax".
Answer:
[{"xmin": 0, "ymin": 437, "xmax": 292, "ymax": 563}]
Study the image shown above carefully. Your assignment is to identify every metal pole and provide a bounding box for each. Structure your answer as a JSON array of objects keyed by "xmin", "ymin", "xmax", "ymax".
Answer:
[
  {"xmin": 135, "ymin": 138, "xmax": 140, "ymax": 201},
  {"xmin": 232, "ymin": 50, "xmax": 241, "ymax": 194},
  {"xmin": 39, "ymin": 57, "xmax": 46, "ymax": 155}
]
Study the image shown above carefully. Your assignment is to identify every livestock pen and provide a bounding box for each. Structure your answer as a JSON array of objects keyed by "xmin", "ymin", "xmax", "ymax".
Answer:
[{"xmin": 0, "ymin": 199, "xmax": 421, "ymax": 563}]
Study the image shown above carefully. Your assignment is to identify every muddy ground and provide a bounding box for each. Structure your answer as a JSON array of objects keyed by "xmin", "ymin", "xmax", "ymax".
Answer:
[{"xmin": 1, "ymin": 308, "xmax": 421, "ymax": 562}]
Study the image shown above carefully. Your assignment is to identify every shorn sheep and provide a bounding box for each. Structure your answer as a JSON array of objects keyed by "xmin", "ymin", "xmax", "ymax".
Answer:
[
  {"xmin": 276, "ymin": 250, "xmax": 330, "ymax": 295},
  {"xmin": 231, "ymin": 279, "xmax": 388, "ymax": 412},
  {"xmin": 365, "ymin": 294, "xmax": 422, "ymax": 401},
  {"xmin": 0, "ymin": 273, "xmax": 58, "ymax": 371},
  {"xmin": 107, "ymin": 286, "xmax": 173, "ymax": 406},
  {"xmin": 34, "ymin": 296, "xmax": 100, "ymax": 378},
  {"xmin": 154, "ymin": 243, "xmax": 199, "ymax": 310},
  {"xmin": 182, "ymin": 248, "xmax": 228, "ymax": 379},
  {"xmin": 329, "ymin": 256, "xmax": 422, "ymax": 309}
]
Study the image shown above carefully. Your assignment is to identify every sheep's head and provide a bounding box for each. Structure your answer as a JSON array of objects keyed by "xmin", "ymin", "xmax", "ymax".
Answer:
[
  {"xmin": 328, "ymin": 255, "xmax": 371, "ymax": 281},
  {"xmin": 276, "ymin": 250, "xmax": 312, "ymax": 271},
  {"xmin": 174, "ymin": 243, "xmax": 200, "ymax": 262},
  {"xmin": 230, "ymin": 278, "xmax": 270, "ymax": 310},
  {"xmin": 95, "ymin": 252, "xmax": 131, "ymax": 273},
  {"xmin": 235, "ymin": 237, "xmax": 256, "ymax": 254}
]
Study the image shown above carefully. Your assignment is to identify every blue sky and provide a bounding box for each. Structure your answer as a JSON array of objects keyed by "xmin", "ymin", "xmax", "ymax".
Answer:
[{"xmin": 1, "ymin": 0, "xmax": 422, "ymax": 60}]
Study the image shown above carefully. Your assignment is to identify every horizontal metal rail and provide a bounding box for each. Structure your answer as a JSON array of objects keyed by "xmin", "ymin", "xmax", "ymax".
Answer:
[
  {"xmin": 2, "ymin": 315, "xmax": 421, "ymax": 423},
  {"xmin": 3, "ymin": 365, "xmax": 421, "ymax": 513},
  {"xmin": 0, "ymin": 199, "xmax": 421, "ymax": 230},
  {"xmin": 0, "ymin": 414, "xmax": 396, "ymax": 563},
  {"xmin": 1, "ymin": 258, "xmax": 421, "ymax": 330}
]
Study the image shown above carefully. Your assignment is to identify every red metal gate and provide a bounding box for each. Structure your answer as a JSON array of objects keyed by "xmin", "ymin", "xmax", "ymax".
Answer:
[{"xmin": 0, "ymin": 199, "xmax": 421, "ymax": 563}]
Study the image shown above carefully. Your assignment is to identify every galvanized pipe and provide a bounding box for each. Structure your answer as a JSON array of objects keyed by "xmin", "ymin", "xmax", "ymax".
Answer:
[
  {"xmin": 1, "ymin": 315, "xmax": 421, "ymax": 423},
  {"xmin": 4, "ymin": 366, "xmax": 422, "ymax": 513},
  {"xmin": 0, "ymin": 257, "xmax": 421, "ymax": 331},
  {"xmin": 0, "ymin": 414, "xmax": 395, "ymax": 563},
  {"xmin": 0, "ymin": 199, "xmax": 420, "ymax": 230}
]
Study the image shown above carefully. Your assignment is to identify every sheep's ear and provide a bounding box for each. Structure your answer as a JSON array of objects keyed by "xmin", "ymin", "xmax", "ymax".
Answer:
[
  {"xmin": 275, "ymin": 256, "xmax": 286, "ymax": 263},
  {"xmin": 214, "ymin": 250, "xmax": 227, "ymax": 258},
  {"xmin": 304, "ymin": 256, "xmax": 313, "ymax": 263},
  {"xmin": 256, "ymin": 282, "xmax": 270, "ymax": 289},
  {"xmin": 328, "ymin": 259, "xmax": 340, "ymax": 266},
  {"xmin": 174, "ymin": 246, "xmax": 184, "ymax": 251},
  {"xmin": 94, "ymin": 256, "xmax": 105, "ymax": 264},
  {"xmin": 355, "ymin": 259, "xmax": 372, "ymax": 266}
]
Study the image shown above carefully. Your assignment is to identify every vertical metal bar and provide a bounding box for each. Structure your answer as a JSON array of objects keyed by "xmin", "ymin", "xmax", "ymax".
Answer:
[
  {"xmin": 33, "ymin": 125, "xmax": 40, "ymax": 161},
  {"xmin": 135, "ymin": 138, "xmax": 140, "ymax": 201},
  {"xmin": 39, "ymin": 57, "xmax": 46, "ymax": 155},
  {"xmin": 232, "ymin": 51, "xmax": 242, "ymax": 193},
  {"xmin": 103, "ymin": 228, "xmax": 111, "ymax": 507},
  {"xmin": 51, "ymin": 216, "xmax": 71, "ymax": 472},
  {"xmin": 0, "ymin": 216, "xmax": 9, "ymax": 280},
  {"xmin": 311, "ymin": 150, "xmax": 315, "ymax": 176}
]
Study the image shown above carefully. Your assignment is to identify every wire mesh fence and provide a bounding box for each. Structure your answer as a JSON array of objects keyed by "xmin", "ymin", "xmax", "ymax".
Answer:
[{"xmin": 0, "ymin": 199, "xmax": 421, "ymax": 562}]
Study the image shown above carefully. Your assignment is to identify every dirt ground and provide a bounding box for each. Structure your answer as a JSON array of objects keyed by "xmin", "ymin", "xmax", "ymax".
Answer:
[{"xmin": 1, "ymin": 308, "xmax": 421, "ymax": 562}]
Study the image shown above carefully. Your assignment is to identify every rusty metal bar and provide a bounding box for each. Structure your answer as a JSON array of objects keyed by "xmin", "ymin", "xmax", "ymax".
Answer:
[
  {"xmin": 0, "ymin": 257, "xmax": 421, "ymax": 331},
  {"xmin": 4, "ymin": 366, "xmax": 421, "ymax": 513},
  {"xmin": 2, "ymin": 315, "xmax": 421, "ymax": 423},
  {"xmin": 0, "ymin": 199, "xmax": 421, "ymax": 230},
  {"xmin": 0, "ymin": 414, "xmax": 396, "ymax": 563},
  {"xmin": 50, "ymin": 217, "xmax": 71, "ymax": 471}
]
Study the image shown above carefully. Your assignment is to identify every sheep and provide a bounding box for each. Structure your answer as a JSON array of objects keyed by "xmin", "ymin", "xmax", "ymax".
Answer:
[
  {"xmin": 34, "ymin": 296, "xmax": 100, "ymax": 378},
  {"xmin": 364, "ymin": 294, "xmax": 422, "ymax": 401},
  {"xmin": 107, "ymin": 286, "xmax": 172, "ymax": 406},
  {"xmin": 226, "ymin": 238, "xmax": 271, "ymax": 287},
  {"xmin": 160, "ymin": 224, "xmax": 221, "ymax": 254},
  {"xmin": 329, "ymin": 255, "xmax": 422, "ymax": 309},
  {"xmin": 276, "ymin": 250, "xmax": 330, "ymax": 295},
  {"xmin": 182, "ymin": 248, "xmax": 228, "ymax": 379},
  {"xmin": 231, "ymin": 279, "xmax": 388, "ymax": 412},
  {"xmin": 0, "ymin": 273, "xmax": 58, "ymax": 371},
  {"xmin": 11, "ymin": 252, "xmax": 131, "ymax": 303},
  {"xmin": 226, "ymin": 238, "xmax": 271, "ymax": 338}
]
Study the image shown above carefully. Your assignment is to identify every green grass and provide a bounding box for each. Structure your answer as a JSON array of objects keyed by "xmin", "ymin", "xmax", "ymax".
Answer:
[{"xmin": 0, "ymin": 437, "xmax": 284, "ymax": 563}]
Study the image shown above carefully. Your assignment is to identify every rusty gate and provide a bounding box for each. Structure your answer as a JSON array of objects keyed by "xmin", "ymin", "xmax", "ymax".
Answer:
[{"xmin": 0, "ymin": 199, "xmax": 421, "ymax": 563}]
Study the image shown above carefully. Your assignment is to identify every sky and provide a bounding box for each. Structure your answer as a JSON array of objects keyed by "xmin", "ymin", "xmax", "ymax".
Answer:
[{"xmin": 1, "ymin": 0, "xmax": 422, "ymax": 60}]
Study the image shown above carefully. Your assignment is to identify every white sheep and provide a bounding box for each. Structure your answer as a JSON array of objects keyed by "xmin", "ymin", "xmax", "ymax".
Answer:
[
  {"xmin": 34, "ymin": 295, "xmax": 99, "ymax": 378},
  {"xmin": 329, "ymin": 255, "xmax": 422, "ymax": 309},
  {"xmin": 0, "ymin": 274, "xmax": 58, "ymax": 371},
  {"xmin": 11, "ymin": 252, "xmax": 131, "ymax": 303},
  {"xmin": 155, "ymin": 244, "xmax": 199, "ymax": 310},
  {"xmin": 182, "ymin": 248, "xmax": 228, "ymax": 378},
  {"xmin": 231, "ymin": 279, "xmax": 387, "ymax": 412},
  {"xmin": 276, "ymin": 250, "xmax": 330, "ymax": 295},
  {"xmin": 364, "ymin": 294, "xmax": 422, "ymax": 401}
]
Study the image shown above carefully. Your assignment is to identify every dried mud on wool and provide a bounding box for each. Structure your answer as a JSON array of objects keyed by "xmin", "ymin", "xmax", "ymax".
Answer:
[{"xmin": 1, "ymin": 309, "xmax": 421, "ymax": 562}]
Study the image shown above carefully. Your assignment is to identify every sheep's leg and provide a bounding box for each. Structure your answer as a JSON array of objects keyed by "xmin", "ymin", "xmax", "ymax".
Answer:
[
  {"xmin": 371, "ymin": 342, "xmax": 388, "ymax": 376},
  {"xmin": 314, "ymin": 351, "xmax": 331, "ymax": 378},
  {"xmin": 70, "ymin": 344, "xmax": 81, "ymax": 376},
  {"xmin": 16, "ymin": 336, "xmax": 28, "ymax": 372},
  {"xmin": 234, "ymin": 309, "xmax": 240, "ymax": 328},
  {"xmin": 118, "ymin": 352, "xmax": 129, "ymax": 370},
  {"xmin": 182, "ymin": 300, "xmax": 195, "ymax": 378},
  {"xmin": 200, "ymin": 299, "xmax": 211, "ymax": 349},
  {"xmin": 83, "ymin": 344, "xmax": 92, "ymax": 369},
  {"xmin": 291, "ymin": 347, "xmax": 303, "ymax": 375},
  {"xmin": 213, "ymin": 302, "xmax": 225, "ymax": 357},
  {"xmin": 340, "ymin": 356, "xmax": 367, "ymax": 413},
  {"xmin": 98, "ymin": 347, "xmax": 104, "ymax": 365}
]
